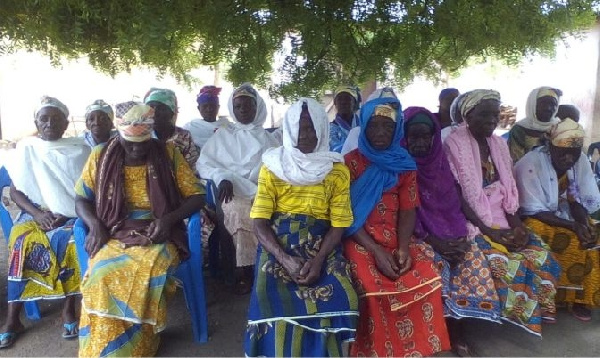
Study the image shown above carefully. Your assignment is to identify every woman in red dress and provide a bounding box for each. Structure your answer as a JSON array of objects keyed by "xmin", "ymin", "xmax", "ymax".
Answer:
[{"xmin": 343, "ymin": 95, "xmax": 450, "ymax": 357}]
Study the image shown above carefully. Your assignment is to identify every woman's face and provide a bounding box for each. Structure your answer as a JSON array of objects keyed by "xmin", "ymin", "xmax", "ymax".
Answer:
[
  {"xmin": 296, "ymin": 106, "xmax": 318, "ymax": 154},
  {"xmin": 334, "ymin": 92, "xmax": 356, "ymax": 116},
  {"xmin": 365, "ymin": 115, "xmax": 396, "ymax": 150},
  {"xmin": 35, "ymin": 107, "xmax": 69, "ymax": 141},
  {"xmin": 233, "ymin": 96, "xmax": 257, "ymax": 124},
  {"xmin": 405, "ymin": 122, "xmax": 434, "ymax": 158},
  {"xmin": 465, "ymin": 99, "xmax": 500, "ymax": 139},
  {"xmin": 119, "ymin": 137, "xmax": 151, "ymax": 161},
  {"xmin": 146, "ymin": 101, "xmax": 175, "ymax": 131},
  {"xmin": 86, "ymin": 110, "xmax": 113, "ymax": 139},
  {"xmin": 535, "ymin": 96, "xmax": 558, "ymax": 123},
  {"xmin": 198, "ymin": 102, "xmax": 219, "ymax": 122},
  {"xmin": 549, "ymin": 144, "xmax": 581, "ymax": 172}
]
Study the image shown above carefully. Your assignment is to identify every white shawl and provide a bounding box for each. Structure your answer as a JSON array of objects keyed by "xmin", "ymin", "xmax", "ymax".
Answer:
[
  {"xmin": 514, "ymin": 86, "xmax": 560, "ymax": 132},
  {"xmin": 262, "ymin": 98, "xmax": 343, "ymax": 186},
  {"xmin": 197, "ymin": 91, "xmax": 280, "ymax": 198},
  {"xmin": 183, "ymin": 117, "xmax": 232, "ymax": 149},
  {"xmin": 5, "ymin": 136, "xmax": 91, "ymax": 218},
  {"xmin": 515, "ymin": 146, "xmax": 600, "ymax": 220}
]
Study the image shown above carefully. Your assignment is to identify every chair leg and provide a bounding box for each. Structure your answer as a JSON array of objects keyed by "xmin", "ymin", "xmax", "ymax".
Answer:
[
  {"xmin": 178, "ymin": 263, "xmax": 208, "ymax": 344},
  {"xmin": 24, "ymin": 301, "xmax": 41, "ymax": 321}
]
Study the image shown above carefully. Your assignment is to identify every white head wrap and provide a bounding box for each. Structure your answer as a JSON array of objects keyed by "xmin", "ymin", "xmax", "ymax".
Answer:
[
  {"xmin": 450, "ymin": 93, "xmax": 468, "ymax": 124},
  {"xmin": 85, "ymin": 99, "xmax": 114, "ymax": 120},
  {"xmin": 515, "ymin": 86, "xmax": 561, "ymax": 132},
  {"xmin": 35, "ymin": 96, "xmax": 69, "ymax": 119},
  {"xmin": 262, "ymin": 98, "xmax": 343, "ymax": 186}
]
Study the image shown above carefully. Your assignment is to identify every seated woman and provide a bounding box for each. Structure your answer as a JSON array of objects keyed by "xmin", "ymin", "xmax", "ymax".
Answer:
[
  {"xmin": 444, "ymin": 89, "xmax": 560, "ymax": 336},
  {"xmin": 144, "ymin": 88, "xmax": 200, "ymax": 169},
  {"xmin": 1, "ymin": 96, "xmax": 91, "ymax": 348},
  {"xmin": 198, "ymin": 83, "xmax": 279, "ymax": 294},
  {"xmin": 515, "ymin": 119, "xmax": 600, "ymax": 321},
  {"xmin": 343, "ymin": 97, "xmax": 450, "ymax": 357},
  {"xmin": 507, "ymin": 86, "xmax": 562, "ymax": 163},
  {"xmin": 403, "ymin": 106, "xmax": 501, "ymax": 356},
  {"xmin": 74, "ymin": 104, "xmax": 204, "ymax": 357},
  {"xmin": 183, "ymin": 85, "xmax": 232, "ymax": 151},
  {"xmin": 82, "ymin": 99, "xmax": 116, "ymax": 147},
  {"xmin": 329, "ymin": 85, "xmax": 361, "ymax": 152},
  {"xmin": 246, "ymin": 98, "xmax": 358, "ymax": 357}
]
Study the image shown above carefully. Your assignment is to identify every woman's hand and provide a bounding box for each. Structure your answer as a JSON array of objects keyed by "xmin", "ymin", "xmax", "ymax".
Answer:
[
  {"xmin": 34, "ymin": 211, "xmax": 68, "ymax": 231},
  {"xmin": 373, "ymin": 245, "xmax": 401, "ymax": 280},
  {"xmin": 426, "ymin": 235, "xmax": 469, "ymax": 265},
  {"xmin": 218, "ymin": 180, "xmax": 234, "ymax": 203},
  {"xmin": 280, "ymin": 254, "xmax": 306, "ymax": 283},
  {"xmin": 395, "ymin": 248, "xmax": 412, "ymax": 276},
  {"xmin": 85, "ymin": 220, "xmax": 110, "ymax": 258},
  {"xmin": 148, "ymin": 217, "xmax": 174, "ymax": 244},
  {"xmin": 297, "ymin": 257, "xmax": 324, "ymax": 286},
  {"xmin": 573, "ymin": 222, "xmax": 596, "ymax": 249}
]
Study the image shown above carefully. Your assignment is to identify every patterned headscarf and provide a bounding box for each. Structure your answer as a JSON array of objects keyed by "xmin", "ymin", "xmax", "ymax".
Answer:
[
  {"xmin": 144, "ymin": 88, "xmax": 178, "ymax": 113},
  {"xmin": 115, "ymin": 101, "xmax": 141, "ymax": 120},
  {"xmin": 548, "ymin": 118, "xmax": 585, "ymax": 148},
  {"xmin": 35, "ymin": 96, "xmax": 69, "ymax": 119},
  {"xmin": 459, "ymin": 89, "xmax": 501, "ymax": 120},
  {"xmin": 197, "ymin": 85, "xmax": 221, "ymax": 105},
  {"xmin": 85, "ymin": 99, "xmax": 114, "ymax": 121},
  {"xmin": 115, "ymin": 104, "xmax": 155, "ymax": 142}
]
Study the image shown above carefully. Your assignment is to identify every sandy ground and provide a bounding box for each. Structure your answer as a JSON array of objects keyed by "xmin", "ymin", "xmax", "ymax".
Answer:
[{"xmin": 1, "ymin": 193, "xmax": 600, "ymax": 357}]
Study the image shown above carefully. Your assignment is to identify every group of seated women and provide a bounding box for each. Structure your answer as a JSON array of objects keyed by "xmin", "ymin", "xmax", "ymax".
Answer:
[{"xmin": 0, "ymin": 82, "xmax": 598, "ymax": 358}]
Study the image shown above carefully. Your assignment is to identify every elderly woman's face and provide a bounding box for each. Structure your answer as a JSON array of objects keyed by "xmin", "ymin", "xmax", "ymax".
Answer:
[
  {"xmin": 365, "ymin": 115, "xmax": 396, "ymax": 150},
  {"xmin": 233, "ymin": 96, "xmax": 257, "ymax": 124},
  {"xmin": 334, "ymin": 92, "xmax": 356, "ymax": 116},
  {"xmin": 35, "ymin": 107, "xmax": 68, "ymax": 141},
  {"xmin": 535, "ymin": 96, "xmax": 558, "ymax": 123},
  {"xmin": 296, "ymin": 106, "xmax": 318, "ymax": 154},
  {"xmin": 119, "ymin": 136, "xmax": 151, "ymax": 161},
  {"xmin": 198, "ymin": 102, "xmax": 219, "ymax": 122},
  {"xmin": 146, "ymin": 101, "xmax": 175, "ymax": 130},
  {"xmin": 406, "ymin": 122, "xmax": 434, "ymax": 158},
  {"xmin": 86, "ymin": 110, "xmax": 113, "ymax": 139},
  {"xmin": 549, "ymin": 144, "xmax": 581, "ymax": 172},
  {"xmin": 465, "ymin": 99, "xmax": 500, "ymax": 139}
]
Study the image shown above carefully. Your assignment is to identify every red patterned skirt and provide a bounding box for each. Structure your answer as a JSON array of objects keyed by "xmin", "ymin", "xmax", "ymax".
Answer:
[{"xmin": 344, "ymin": 240, "xmax": 450, "ymax": 357}]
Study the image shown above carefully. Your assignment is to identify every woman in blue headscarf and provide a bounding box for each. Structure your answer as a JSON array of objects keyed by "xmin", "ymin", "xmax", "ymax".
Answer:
[{"xmin": 343, "ymin": 97, "xmax": 450, "ymax": 357}]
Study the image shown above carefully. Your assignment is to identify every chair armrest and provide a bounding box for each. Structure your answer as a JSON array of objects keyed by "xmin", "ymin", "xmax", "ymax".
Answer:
[
  {"xmin": 73, "ymin": 218, "xmax": 90, "ymax": 277},
  {"xmin": 186, "ymin": 212, "xmax": 203, "ymax": 269}
]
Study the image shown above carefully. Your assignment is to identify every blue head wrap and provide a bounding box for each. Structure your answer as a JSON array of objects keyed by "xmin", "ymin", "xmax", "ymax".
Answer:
[{"xmin": 345, "ymin": 97, "xmax": 417, "ymax": 237}]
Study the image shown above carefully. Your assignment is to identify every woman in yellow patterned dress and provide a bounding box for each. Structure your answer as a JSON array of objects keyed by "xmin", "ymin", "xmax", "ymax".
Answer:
[
  {"xmin": 515, "ymin": 119, "xmax": 600, "ymax": 321},
  {"xmin": 74, "ymin": 104, "xmax": 204, "ymax": 357}
]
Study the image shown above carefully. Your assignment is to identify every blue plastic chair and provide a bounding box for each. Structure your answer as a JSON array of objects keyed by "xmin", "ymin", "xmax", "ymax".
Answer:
[
  {"xmin": 73, "ymin": 212, "xmax": 208, "ymax": 344},
  {"xmin": 0, "ymin": 166, "xmax": 42, "ymax": 321}
]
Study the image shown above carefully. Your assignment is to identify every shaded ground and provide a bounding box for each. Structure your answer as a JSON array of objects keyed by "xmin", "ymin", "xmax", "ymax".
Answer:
[{"xmin": 1, "ymin": 194, "xmax": 600, "ymax": 356}]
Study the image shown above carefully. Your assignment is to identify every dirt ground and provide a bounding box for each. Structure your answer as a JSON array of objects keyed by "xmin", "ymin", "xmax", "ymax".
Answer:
[{"xmin": 1, "ymin": 195, "xmax": 600, "ymax": 356}]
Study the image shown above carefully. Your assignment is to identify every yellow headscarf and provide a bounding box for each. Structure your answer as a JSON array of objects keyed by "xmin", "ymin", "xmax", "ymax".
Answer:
[{"xmin": 548, "ymin": 118, "xmax": 584, "ymax": 148}]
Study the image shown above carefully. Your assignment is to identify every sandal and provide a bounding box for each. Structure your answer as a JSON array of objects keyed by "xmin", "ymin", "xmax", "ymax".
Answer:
[
  {"xmin": 571, "ymin": 305, "xmax": 592, "ymax": 322},
  {"xmin": 0, "ymin": 332, "xmax": 18, "ymax": 349},
  {"xmin": 62, "ymin": 322, "xmax": 79, "ymax": 339},
  {"xmin": 452, "ymin": 342, "xmax": 477, "ymax": 357}
]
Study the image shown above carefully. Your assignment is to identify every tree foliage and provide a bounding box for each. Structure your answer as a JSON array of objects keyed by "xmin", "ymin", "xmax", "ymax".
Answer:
[{"xmin": 0, "ymin": 0, "xmax": 597, "ymax": 100}]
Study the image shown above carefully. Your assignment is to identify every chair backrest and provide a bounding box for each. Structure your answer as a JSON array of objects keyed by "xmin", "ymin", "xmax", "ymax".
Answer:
[{"xmin": 0, "ymin": 166, "xmax": 14, "ymax": 240}]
